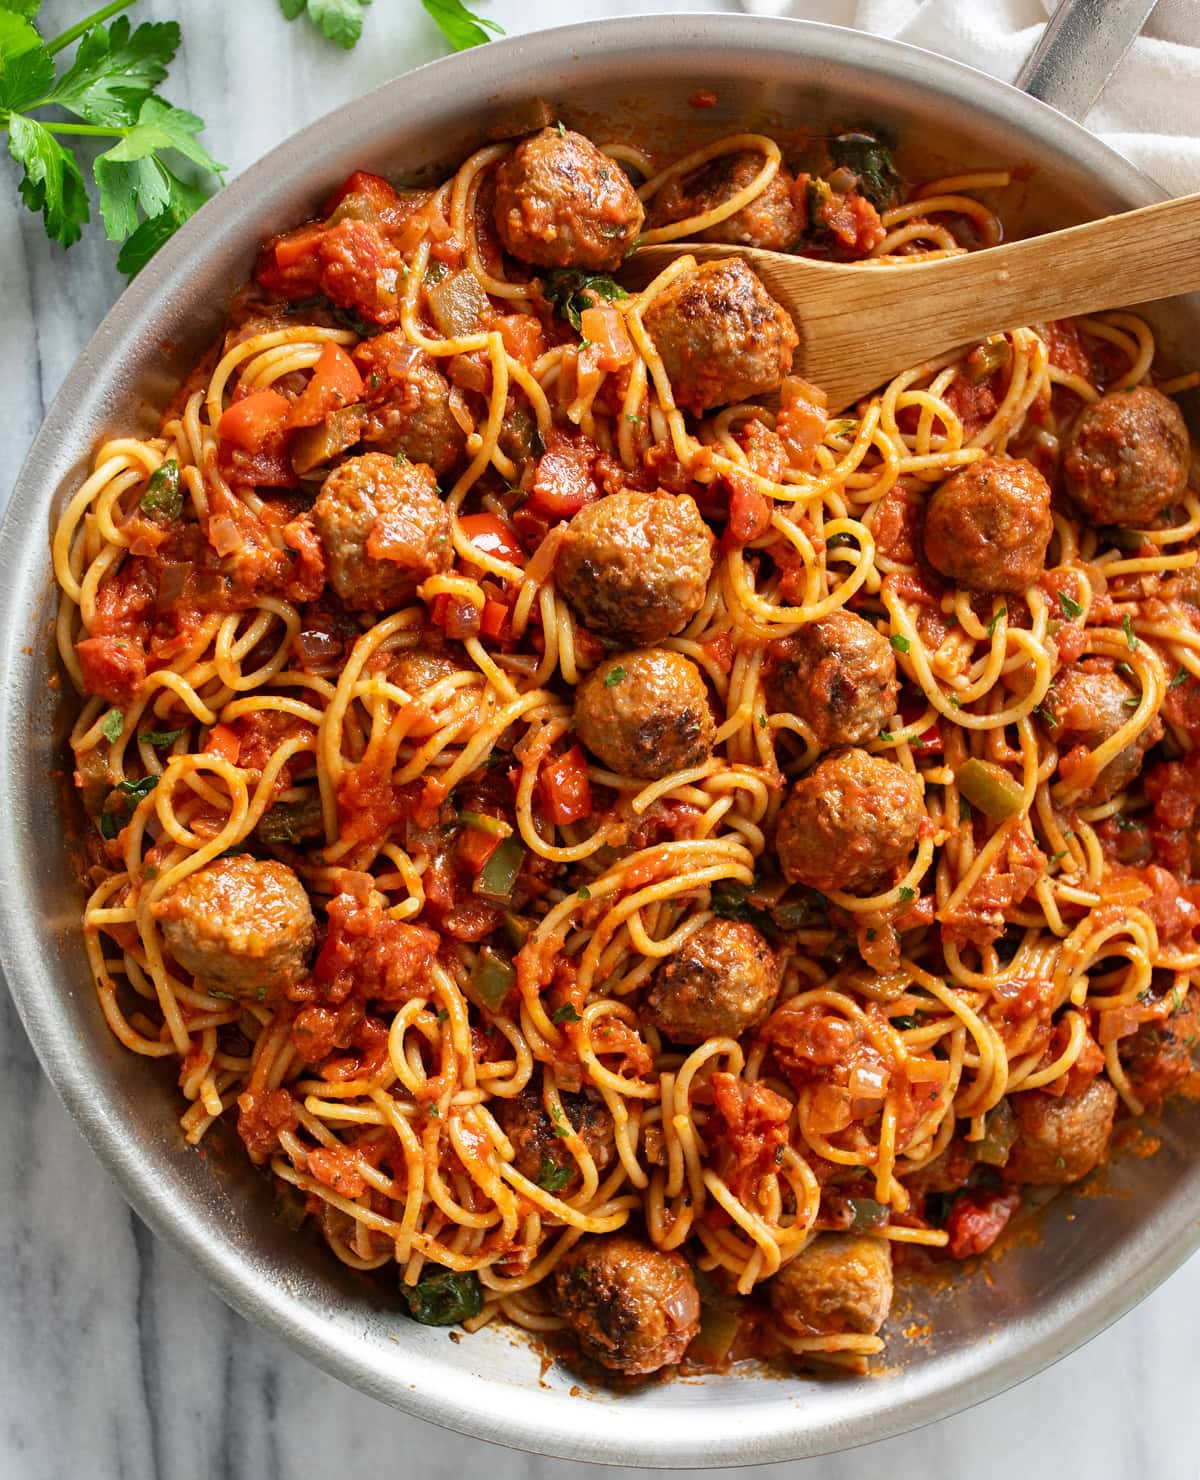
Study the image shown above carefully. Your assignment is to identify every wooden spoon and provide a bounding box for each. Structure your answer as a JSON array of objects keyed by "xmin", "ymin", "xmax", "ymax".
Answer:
[{"xmin": 627, "ymin": 193, "xmax": 1200, "ymax": 412}]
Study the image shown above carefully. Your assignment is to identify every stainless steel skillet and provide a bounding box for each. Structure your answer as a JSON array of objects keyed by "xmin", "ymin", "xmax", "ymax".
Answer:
[{"xmin": 3, "ymin": 9, "xmax": 1197, "ymax": 1467}]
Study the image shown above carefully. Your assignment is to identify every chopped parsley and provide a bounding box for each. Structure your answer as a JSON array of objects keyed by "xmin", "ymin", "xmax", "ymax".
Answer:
[
  {"xmin": 1057, "ymin": 590, "xmax": 1083, "ymax": 620},
  {"xmin": 552, "ymin": 1003, "xmax": 581, "ymax": 1024},
  {"xmin": 604, "ymin": 665, "xmax": 626, "ymax": 687},
  {"xmin": 576, "ymin": 886, "xmax": 591, "ymax": 900},
  {"xmin": 140, "ymin": 459, "xmax": 182, "ymax": 520},
  {"xmin": 101, "ymin": 709, "xmax": 124, "ymax": 743},
  {"xmin": 549, "ymin": 1104, "xmax": 571, "ymax": 1139},
  {"xmin": 1170, "ymin": 667, "xmax": 1190, "ymax": 690},
  {"xmin": 543, "ymin": 269, "xmax": 628, "ymax": 332},
  {"xmin": 987, "ymin": 607, "xmax": 1007, "ymax": 638},
  {"xmin": 115, "ymin": 775, "xmax": 159, "ymax": 803},
  {"xmin": 1122, "ymin": 613, "xmax": 1139, "ymax": 651},
  {"xmin": 890, "ymin": 633, "xmax": 910, "ymax": 654},
  {"xmin": 536, "ymin": 1157, "xmax": 573, "ymax": 1193},
  {"xmin": 142, "ymin": 728, "xmax": 183, "ymax": 749},
  {"xmin": 897, "ymin": 885, "xmax": 916, "ymax": 903}
]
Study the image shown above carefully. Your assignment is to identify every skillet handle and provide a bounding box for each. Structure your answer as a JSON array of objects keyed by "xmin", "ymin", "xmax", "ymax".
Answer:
[{"xmin": 1015, "ymin": 0, "xmax": 1160, "ymax": 120}]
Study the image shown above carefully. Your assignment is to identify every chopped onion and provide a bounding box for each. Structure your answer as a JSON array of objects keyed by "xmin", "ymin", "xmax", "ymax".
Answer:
[
  {"xmin": 849, "ymin": 1063, "xmax": 890, "ymax": 1099},
  {"xmin": 1099, "ymin": 1005, "xmax": 1142, "ymax": 1045},
  {"xmin": 809, "ymin": 1084, "xmax": 852, "ymax": 1134},
  {"xmin": 386, "ymin": 342, "xmax": 424, "ymax": 378},
  {"xmin": 447, "ymin": 384, "xmax": 476, "ymax": 435},
  {"xmin": 208, "ymin": 515, "xmax": 244, "ymax": 557}
]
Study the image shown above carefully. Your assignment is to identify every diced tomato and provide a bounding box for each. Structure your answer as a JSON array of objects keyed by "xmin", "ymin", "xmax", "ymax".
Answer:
[
  {"xmin": 528, "ymin": 428, "xmax": 599, "ymax": 519},
  {"xmin": 287, "ymin": 342, "xmax": 365, "ymax": 429},
  {"xmin": 218, "ymin": 390, "xmax": 292, "ymax": 453},
  {"xmin": 322, "ymin": 170, "xmax": 401, "ymax": 220},
  {"xmin": 579, "ymin": 306, "xmax": 633, "ymax": 372},
  {"xmin": 724, "ymin": 479, "xmax": 773, "ymax": 547},
  {"xmin": 480, "ymin": 598, "xmax": 510, "ymax": 640},
  {"xmin": 539, "ymin": 745, "xmax": 593, "ymax": 826},
  {"xmin": 76, "ymin": 635, "xmax": 146, "ymax": 706},
  {"xmin": 944, "ymin": 1187, "xmax": 1021, "ymax": 1259},
  {"xmin": 495, "ymin": 314, "xmax": 545, "ymax": 368},
  {"xmin": 204, "ymin": 723, "xmax": 241, "ymax": 764},
  {"xmin": 458, "ymin": 511, "xmax": 526, "ymax": 568},
  {"xmin": 457, "ymin": 824, "xmax": 503, "ymax": 875},
  {"xmin": 273, "ymin": 222, "xmax": 327, "ymax": 270},
  {"xmin": 429, "ymin": 593, "xmax": 481, "ymax": 640}
]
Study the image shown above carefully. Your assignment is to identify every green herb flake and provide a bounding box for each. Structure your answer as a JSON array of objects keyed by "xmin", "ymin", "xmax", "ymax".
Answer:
[
  {"xmin": 890, "ymin": 633, "xmax": 910, "ymax": 654},
  {"xmin": 604, "ymin": 665, "xmax": 626, "ymax": 687},
  {"xmin": 549, "ymin": 1104, "xmax": 571, "ymax": 1139},
  {"xmin": 878, "ymin": 729, "xmax": 894, "ymax": 742},
  {"xmin": 987, "ymin": 606, "xmax": 1007, "ymax": 639},
  {"xmin": 536, "ymin": 1156, "xmax": 573, "ymax": 1193},
  {"xmin": 552, "ymin": 1003, "xmax": 581, "ymax": 1024},
  {"xmin": 115, "ymin": 774, "xmax": 159, "ymax": 803},
  {"xmin": 891, "ymin": 1013, "xmax": 925, "ymax": 1031},
  {"xmin": 98, "ymin": 811, "xmax": 120, "ymax": 840},
  {"xmin": 101, "ymin": 708, "xmax": 124, "ymax": 742},
  {"xmin": 1122, "ymin": 614, "xmax": 1139, "ymax": 651},
  {"xmin": 897, "ymin": 885, "xmax": 916, "ymax": 903},
  {"xmin": 1057, "ymin": 590, "xmax": 1083, "ymax": 620},
  {"xmin": 142, "ymin": 728, "xmax": 183, "ymax": 749},
  {"xmin": 400, "ymin": 1268, "xmax": 483, "ymax": 1326},
  {"xmin": 1170, "ymin": 667, "xmax": 1190, "ymax": 690},
  {"xmin": 576, "ymin": 886, "xmax": 591, "ymax": 900}
]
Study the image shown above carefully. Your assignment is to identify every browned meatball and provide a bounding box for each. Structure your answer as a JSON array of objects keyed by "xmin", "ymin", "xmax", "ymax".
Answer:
[
  {"xmin": 923, "ymin": 456, "xmax": 1053, "ymax": 594},
  {"xmin": 552, "ymin": 1235, "xmax": 700, "ymax": 1375},
  {"xmin": 152, "ymin": 856, "xmax": 315, "ymax": 996},
  {"xmin": 493, "ymin": 1080, "xmax": 615, "ymax": 1193},
  {"xmin": 1063, "ymin": 386, "xmax": 1189, "ymax": 527},
  {"xmin": 493, "ymin": 127, "xmax": 644, "ymax": 272},
  {"xmin": 647, "ymin": 151, "xmax": 802, "ymax": 252},
  {"xmin": 1119, "ymin": 991, "xmax": 1199, "ymax": 1108},
  {"xmin": 575, "ymin": 648, "xmax": 714, "ymax": 781},
  {"xmin": 1046, "ymin": 661, "xmax": 1163, "ymax": 804},
  {"xmin": 1002, "ymin": 1078, "xmax": 1117, "ymax": 1185},
  {"xmin": 768, "ymin": 1233, "xmax": 893, "ymax": 1337},
  {"xmin": 763, "ymin": 610, "xmax": 898, "ymax": 750},
  {"xmin": 775, "ymin": 749, "xmax": 923, "ymax": 894},
  {"xmin": 643, "ymin": 258, "xmax": 798, "ymax": 415},
  {"xmin": 312, "ymin": 453, "xmax": 451, "ymax": 612},
  {"xmin": 556, "ymin": 490, "xmax": 713, "ymax": 645},
  {"xmin": 351, "ymin": 335, "xmax": 467, "ymax": 479},
  {"xmin": 390, "ymin": 636, "xmax": 465, "ymax": 698},
  {"xmin": 645, "ymin": 919, "xmax": 778, "ymax": 1044}
]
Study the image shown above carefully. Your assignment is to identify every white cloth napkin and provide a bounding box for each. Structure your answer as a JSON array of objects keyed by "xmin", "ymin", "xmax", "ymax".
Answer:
[{"xmin": 737, "ymin": 0, "xmax": 1200, "ymax": 194}]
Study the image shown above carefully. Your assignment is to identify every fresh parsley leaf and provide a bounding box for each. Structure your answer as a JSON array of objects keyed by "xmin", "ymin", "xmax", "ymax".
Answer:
[
  {"xmin": 281, "ymin": 0, "xmax": 371, "ymax": 50},
  {"xmin": 115, "ymin": 774, "xmax": 159, "ymax": 803},
  {"xmin": 552, "ymin": 1003, "xmax": 580, "ymax": 1024},
  {"xmin": 116, "ymin": 168, "xmax": 207, "ymax": 276},
  {"xmin": 710, "ymin": 883, "xmax": 775, "ymax": 935},
  {"xmin": 897, "ymin": 885, "xmax": 916, "ymax": 902},
  {"xmin": 549, "ymin": 1104, "xmax": 571, "ymax": 1139},
  {"xmin": 7, "ymin": 113, "xmax": 89, "ymax": 245},
  {"xmin": 45, "ymin": 18, "xmax": 179, "ymax": 126},
  {"xmin": 101, "ymin": 708, "xmax": 124, "ymax": 742},
  {"xmin": 142, "ymin": 728, "xmax": 183, "ymax": 748},
  {"xmin": 536, "ymin": 1157, "xmax": 573, "ymax": 1193},
  {"xmin": 400, "ymin": 1269, "xmax": 482, "ymax": 1326},
  {"xmin": 1170, "ymin": 667, "xmax": 1190, "ymax": 690},
  {"xmin": 421, "ymin": 0, "xmax": 504, "ymax": 52},
  {"xmin": 1057, "ymin": 590, "xmax": 1083, "ymax": 619},
  {"xmin": 0, "ymin": 21, "xmax": 54, "ymax": 112},
  {"xmin": 987, "ymin": 606, "xmax": 1007, "ymax": 638},
  {"xmin": 543, "ymin": 269, "xmax": 628, "ymax": 332},
  {"xmin": 890, "ymin": 633, "xmax": 910, "ymax": 654},
  {"xmin": 604, "ymin": 665, "xmax": 626, "ymax": 687},
  {"xmin": 890, "ymin": 1013, "xmax": 925, "ymax": 1031},
  {"xmin": 1122, "ymin": 613, "xmax": 1139, "ymax": 651},
  {"xmin": 575, "ymin": 886, "xmax": 590, "ymax": 900}
]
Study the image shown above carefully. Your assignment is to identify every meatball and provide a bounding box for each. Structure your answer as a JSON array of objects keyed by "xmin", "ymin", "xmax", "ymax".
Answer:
[
  {"xmin": 768, "ymin": 1233, "xmax": 893, "ymax": 1337},
  {"xmin": 575, "ymin": 648, "xmax": 714, "ymax": 781},
  {"xmin": 493, "ymin": 1080, "xmax": 614, "ymax": 1193},
  {"xmin": 1002, "ymin": 1078, "xmax": 1117, "ymax": 1185},
  {"xmin": 552, "ymin": 1235, "xmax": 700, "ymax": 1375},
  {"xmin": 1063, "ymin": 386, "xmax": 1189, "ymax": 527},
  {"xmin": 351, "ymin": 335, "xmax": 467, "ymax": 479},
  {"xmin": 923, "ymin": 456, "xmax": 1053, "ymax": 594},
  {"xmin": 493, "ymin": 127, "xmax": 644, "ymax": 272},
  {"xmin": 1119, "ymin": 992, "xmax": 1199, "ymax": 1108},
  {"xmin": 645, "ymin": 918, "xmax": 778, "ymax": 1044},
  {"xmin": 312, "ymin": 453, "xmax": 451, "ymax": 612},
  {"xmin": 390, "ymin": 636, "xmax": 465, "ymax": 698},
  {"xmin": 642, "ymin": 258, "xmax": 798, "ymax": 415},
  {"xmin": 647, "ymin": 151, "xmax": 802, "ymax": 252},
  {"xmin": 556, "ymin": 490, "xmax": 713, "ymax": 645},
  {"xmin": 775, "ymin": 749, "xmax": 924, "ymax": 894},
  {"xmin": 1046, "ymin": 661, "xmax": 1163, "ymax": 804},
  {"xmin": 763, "ymin": 609, "xmax": 898, "ymax": 750},
  {"xmin": 153, "ymin": 856, "xmax": 315, "ymax": 996}
]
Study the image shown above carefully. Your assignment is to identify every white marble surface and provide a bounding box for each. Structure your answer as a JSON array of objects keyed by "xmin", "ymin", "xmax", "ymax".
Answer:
[{"xmin": 4, "ymin": 3, "xmax": 1200, "ymax": 1477}]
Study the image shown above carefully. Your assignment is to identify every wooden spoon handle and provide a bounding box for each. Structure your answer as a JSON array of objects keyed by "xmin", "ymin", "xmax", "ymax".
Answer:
[{"xmin": 853, "ymin": 190, "xmax": 1200, "ymax": 347}]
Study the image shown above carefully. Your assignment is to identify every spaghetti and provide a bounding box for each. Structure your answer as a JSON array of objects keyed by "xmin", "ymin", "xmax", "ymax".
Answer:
[{"xmin": 55, "ymin": 119, "xmax": 1200, "ymax": 1380}]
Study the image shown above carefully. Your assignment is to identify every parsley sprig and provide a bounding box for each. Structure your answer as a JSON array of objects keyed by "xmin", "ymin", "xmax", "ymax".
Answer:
[
  {"xmin": 280, "ymin": 0, "xmax": 503, "ymax": 52},
  {"xmin": 1, "ymin": 0, "xmax": 223, "ymax": 273}
]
